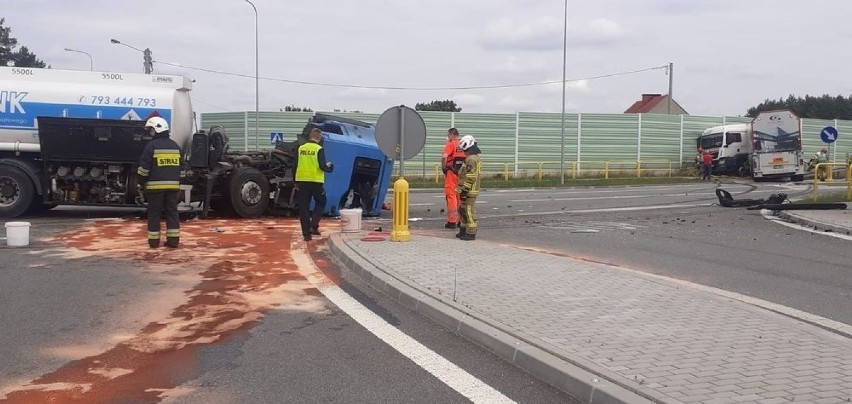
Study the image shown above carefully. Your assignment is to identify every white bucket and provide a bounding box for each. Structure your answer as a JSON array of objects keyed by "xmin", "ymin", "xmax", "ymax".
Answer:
[
  {"xmin": 340, "ymin": 208, "xmax": 362, "ymax": 233},
  {"xmin": 5, "ymin": 221, "xmax": 31, "ymax": 247}
]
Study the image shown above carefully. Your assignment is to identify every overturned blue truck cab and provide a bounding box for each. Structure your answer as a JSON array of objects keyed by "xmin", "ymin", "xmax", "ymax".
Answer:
[
  {"xmin": 303, "ymin": 114, "xmax": 394, "ymax": 216},
  {"xmin": 189, "ymin": 113, "xmax": 393, "ymax": 219}
]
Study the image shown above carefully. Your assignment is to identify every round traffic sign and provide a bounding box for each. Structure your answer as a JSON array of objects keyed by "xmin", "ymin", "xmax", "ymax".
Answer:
[
  {"xmin": 374, "ymin": 106, "xmax": 426, "ymax": 160},
  {"xmin": 820, "ymin": 126, "xmax": 838, "ymax": 144}
]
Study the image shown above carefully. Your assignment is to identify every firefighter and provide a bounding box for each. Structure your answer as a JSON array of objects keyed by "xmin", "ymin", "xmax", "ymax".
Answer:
[
  {"xmin": 454, "ymin": 135, "xmax": 482, "ymax": 241},
  {"xmin": 695, "ymin": 148, "xmax": 704, "ymax": 178},
  {"xmin": 295, "ymin": 128, "xmax": 334, "ymax": 241},
  {"xmin": 441, "ymin": 128, "xmax": 466, "ymax": 228},
  {"xmin": 137, "ymin": 116, "xmax": 186, "ymax": 248},
  {"xmin": 813, "ymin": 148, "xmax": 829, "ymax": 181}
]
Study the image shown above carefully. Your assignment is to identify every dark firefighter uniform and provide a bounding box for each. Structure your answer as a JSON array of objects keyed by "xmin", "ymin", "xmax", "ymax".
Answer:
[
  {"xmin": 455, "ymin": 144, "xmax": 482, "ymax": 241},
  {"xmin": 137, "ymin": 127, "xmax": 186, "ymax": 248}
]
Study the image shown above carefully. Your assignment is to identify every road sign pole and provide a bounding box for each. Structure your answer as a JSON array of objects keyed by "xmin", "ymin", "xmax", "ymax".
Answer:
[
  {"xmin": 393, "ymin": 106, "xmax": 411, "ymax": 242},
  {"xmin": 399, "ymin": 106, "xmax": 405, "ymax": 178},
  {"xmin": 375, "ymin": 105, "xmax": 425, "ymax": 243}
]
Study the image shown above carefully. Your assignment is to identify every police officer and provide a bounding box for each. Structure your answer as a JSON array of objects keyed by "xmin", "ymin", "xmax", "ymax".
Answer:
[
  {"xmin": 454, "ymin": 135, "xmax": 482, "ymax": 241},
  {"xmin": 295, "ymin": 128, "xmax": 334, "ymax": 241},
  {"xmin": 137, "ymin": 116, "xmax": 186, "ymax": 248}
]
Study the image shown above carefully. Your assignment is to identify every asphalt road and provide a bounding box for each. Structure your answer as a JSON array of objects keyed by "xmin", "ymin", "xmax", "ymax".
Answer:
[
  {"xmin": 404, "ymin": 180, "xmax": 852, "ymax": 327},
  {"xmin": 0, "ymin": 210, "xmax": 571, "ymax": 403}
]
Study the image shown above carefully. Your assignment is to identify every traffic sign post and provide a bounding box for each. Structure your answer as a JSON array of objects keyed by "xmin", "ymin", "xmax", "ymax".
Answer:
[
  {"xmin": 374, "ymin": 106, "xmax": 427, "ymax": 242},
  {"xmin": 820, "ymin": 126, "xmax": 839, "ymax": 163}
]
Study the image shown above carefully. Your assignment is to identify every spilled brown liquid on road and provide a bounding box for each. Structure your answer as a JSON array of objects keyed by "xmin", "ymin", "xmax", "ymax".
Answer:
[{"xmin": 1, "ymin": 218, "xmax": 332, "ymax": 403}]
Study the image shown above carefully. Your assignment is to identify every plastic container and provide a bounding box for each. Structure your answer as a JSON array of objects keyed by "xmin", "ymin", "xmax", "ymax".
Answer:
[
  {"xmin": 340, "ymin": 208, "xmax": 362, "ymax": 233},
  {"xmin": 5, "ymin": 221, "xmax": 31, "ymax": 247}
]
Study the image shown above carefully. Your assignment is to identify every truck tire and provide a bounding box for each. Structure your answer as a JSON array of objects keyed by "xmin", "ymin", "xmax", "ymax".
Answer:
[
  {"xmin": 226, "ymin": 167, "xmax": 269, "ymax": 218},
  {"xmin": 0, "ymin": 165, "xmax": 35, "ymax": 218}
]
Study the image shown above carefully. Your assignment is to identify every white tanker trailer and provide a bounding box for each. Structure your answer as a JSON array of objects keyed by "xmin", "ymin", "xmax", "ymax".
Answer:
[{"xmin": 0, "ymin": 66, "xmax": 393, "ymax": 218}]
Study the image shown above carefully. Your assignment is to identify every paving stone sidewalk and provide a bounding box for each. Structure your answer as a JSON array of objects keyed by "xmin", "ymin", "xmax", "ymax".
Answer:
[{"xmin": 329, "ymin": 231, "xmax": 852, "ymax": 404}]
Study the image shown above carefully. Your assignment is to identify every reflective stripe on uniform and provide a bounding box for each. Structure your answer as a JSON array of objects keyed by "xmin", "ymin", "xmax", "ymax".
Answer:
[
  {"xmin": 148, "ymin": 231, "xmax": 161, "ymax": 240},
  {"xmin": 146, "ymin": 180, "xmax": 181, "ymax": 190},
  {"xmin": 137, "ymin": 167, "xmax": 150, "ymax": 176},
  {"xmin": 166, "ymin": 229, "xmax": 180, "ymax": 237}
]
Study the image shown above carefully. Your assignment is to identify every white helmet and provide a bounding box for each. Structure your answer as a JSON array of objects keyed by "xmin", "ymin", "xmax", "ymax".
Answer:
[
  {"xmin": 145, "ymin": 116, "xmax": 169, "ymax": 133},
  {"xmin": 458, "ymin": 135, "xmax": 476, "ymax": 151}
]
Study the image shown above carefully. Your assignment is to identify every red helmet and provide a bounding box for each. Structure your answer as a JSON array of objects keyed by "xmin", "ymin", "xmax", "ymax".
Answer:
[
  {"xmin": 697, "ymin": 148, "xmax": 704, "ymax": 153},
  {"xmin": 821, "ymin": 148, "xmax": 828, "ymax": 154}
]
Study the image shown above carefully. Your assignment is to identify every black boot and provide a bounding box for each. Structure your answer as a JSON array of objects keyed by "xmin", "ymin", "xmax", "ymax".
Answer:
[
  {"xmin": 455, "ymin": 227, "xmax": 465, "ymax": 238},
  {"xmin": 148, "ymin": 239, "xmax": 160, "ymax": 249},
  {"xmin": 444, "ymin": 222, "xmax": 457, "ymax": 229},
  {"xmin": 460, "ymin": 233, "xmax": 476, "ymax": 241},
  {"xmin": 165, "ymin": 237, "xmax": 179, "ymax": 248}
]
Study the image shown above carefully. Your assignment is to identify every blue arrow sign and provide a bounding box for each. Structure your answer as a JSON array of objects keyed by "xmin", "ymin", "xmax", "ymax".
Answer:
[
  {"xmin": 270, "ymin": 132, "xmax": 283, "ymax": 145},
  {"xmin": 820, "ymin": 126, "xmax": 838, "ymax": 144}
]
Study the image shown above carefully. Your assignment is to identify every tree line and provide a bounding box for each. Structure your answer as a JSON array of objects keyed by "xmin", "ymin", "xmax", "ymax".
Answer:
[
  {"xmin": 0, "ymin": 18, "xmax": 46, "ymax": 68},
  {"xmin": 746, "ymin": 94, "xmax": 852, "ymax": 120}
]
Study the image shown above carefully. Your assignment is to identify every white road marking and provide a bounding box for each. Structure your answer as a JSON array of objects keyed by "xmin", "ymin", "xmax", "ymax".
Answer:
[
  {"xmin": 763, "ymin": 211, "xmax": 852, "ymax": 242},
  {"xmin": 291, "ymin": 245, "xmax": 515, "ymax": 404}
]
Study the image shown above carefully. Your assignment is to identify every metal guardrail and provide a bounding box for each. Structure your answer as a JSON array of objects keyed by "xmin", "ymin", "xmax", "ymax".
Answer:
[
  {"xmin": 812, "ymin": 163, "xmax": 852, "ymax": 201},
  {"xmin": 410, "ymin": 160, "xmax": 677, "ymax": 183}
]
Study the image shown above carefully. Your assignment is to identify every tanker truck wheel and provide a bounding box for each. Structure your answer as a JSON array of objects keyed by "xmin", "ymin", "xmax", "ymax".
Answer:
[
  {"xmin": 0, "ymin": 165, "xmax": 35, "ymax": 218},
  {"xmin": 226, "ymin": 167, "xmax": 269, "ymax": 218}
]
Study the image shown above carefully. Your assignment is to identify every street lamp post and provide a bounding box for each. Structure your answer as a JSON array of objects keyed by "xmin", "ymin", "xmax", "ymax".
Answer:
[
  {"xmin": 244, "ymin": 0, "xmax": 260, "ymax": 150},
  {"xmin": 110, "ymin": 39, "xmax": 153, "ymax": 74},
  {"xmin": 64, "ymin": 48, "xmax": 93, "ymax": 71},
  {"xmin": 559, "ymin": 0, "xmax": 568, "ymax": 185}
]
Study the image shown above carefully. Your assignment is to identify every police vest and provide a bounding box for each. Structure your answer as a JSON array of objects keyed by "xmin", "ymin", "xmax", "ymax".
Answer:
[{"xmin": 296, "ymin": 142, "xmax": 325, "ymax": 183}]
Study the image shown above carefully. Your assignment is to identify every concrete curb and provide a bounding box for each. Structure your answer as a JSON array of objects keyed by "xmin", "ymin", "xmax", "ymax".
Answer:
[
  {"xmin": 327, "ymin": 232, "xmax": 658, "ymax": 404},
  {"xmin": 778, "ymin": 210, "xmax": 852, "ymax": 235}
]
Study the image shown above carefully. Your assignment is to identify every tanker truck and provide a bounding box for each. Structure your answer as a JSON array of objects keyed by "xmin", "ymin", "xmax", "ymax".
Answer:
[
  {"xmin": 697, "ymin": 109, "xmax": 805, "ymax": 181},
  {"xmin": 0, "ymin": 66, "xmax": 393, "ymax": 218}
]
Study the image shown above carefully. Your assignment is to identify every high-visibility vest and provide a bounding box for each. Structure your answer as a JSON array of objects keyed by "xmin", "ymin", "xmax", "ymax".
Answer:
[{"xmin": 296, "ymin": 142, "xmax": 325, "ymax": 183}]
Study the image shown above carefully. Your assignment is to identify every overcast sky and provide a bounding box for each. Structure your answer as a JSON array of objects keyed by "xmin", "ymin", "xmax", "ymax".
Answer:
[{"xmin": 3, "ymin": 1, "xmax": 849, "ymax": 117}]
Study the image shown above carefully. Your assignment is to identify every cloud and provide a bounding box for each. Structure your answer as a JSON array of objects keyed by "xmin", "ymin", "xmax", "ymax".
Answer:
[
  {"xmin": 568, "ymin": 18, "xmax": 627, "ymax": 47},
  {"xmin": 478, "ymin": 17, "xmax": 564, "ymax": 51},
  {"xmin": 453, "ymin": 93, "xmax": 487, "ymax": 109},
  {"xmin": 478, "ymin": 17, "xmax": 627, "ymax": 52}
]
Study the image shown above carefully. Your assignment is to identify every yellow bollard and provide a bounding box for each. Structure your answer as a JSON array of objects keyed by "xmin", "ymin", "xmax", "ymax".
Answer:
[
  {"xmin": 391, "ymin": 177, "xmax": 411, "ymax": 242},
  {"xmin": 604, "ymin": 161, "xmax": 609, "ymax": 179},
  {"xmin": 847, "ymin": 164, "xmax": 852, "ymax": 200},
  {"xmin": 636, "ymin": 161, "xmax": 642, "ymax": 178},
  {"xmin": 504, "ymin": 164, "xmax": 509, "ymax": 181},
  {"xmin": 537, "ymin": 162, "xmax": 543, "ymax": 180},
  {"xmin": 813, "ymin": 171, "xmax": 819, "ymax": 202}
]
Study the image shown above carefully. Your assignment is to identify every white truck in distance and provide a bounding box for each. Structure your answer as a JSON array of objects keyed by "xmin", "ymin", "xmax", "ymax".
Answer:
[{"xmin": 698, "ymin": 109, "xmax": 805, "ymax": 181}]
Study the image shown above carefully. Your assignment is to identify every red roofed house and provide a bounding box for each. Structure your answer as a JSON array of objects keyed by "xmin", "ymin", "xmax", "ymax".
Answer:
[{"xmin": 624, "ymin": 93, "xmax": 688, "ymax": 115}]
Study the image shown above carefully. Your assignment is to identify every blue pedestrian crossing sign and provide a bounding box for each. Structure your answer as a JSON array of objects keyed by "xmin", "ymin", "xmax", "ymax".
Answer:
[
  {"xmin": 820, "ymin": 126, "xmax": 838, "ymax": 144},
  {"xmin": 270, "ymin": 132, "xmax": 284, "ymax": 144}
]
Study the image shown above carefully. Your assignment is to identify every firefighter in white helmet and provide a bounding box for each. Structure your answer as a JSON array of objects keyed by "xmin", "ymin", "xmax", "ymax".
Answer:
[
  {"xmin": 454, "ymin": 135, "xmax": 482, "ymax": 241},
  {"xmin": 137, "ymin": 116, "xmax": 186, "ymax": 248}
]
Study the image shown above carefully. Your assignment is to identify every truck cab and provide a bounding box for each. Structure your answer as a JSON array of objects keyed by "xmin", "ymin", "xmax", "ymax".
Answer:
[{"xmin": 698, "ymin": 123, "xmax": 752, "ymax": 176}]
